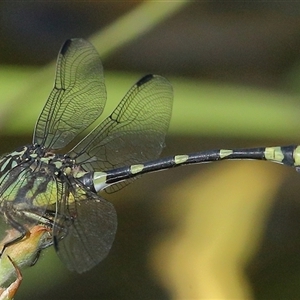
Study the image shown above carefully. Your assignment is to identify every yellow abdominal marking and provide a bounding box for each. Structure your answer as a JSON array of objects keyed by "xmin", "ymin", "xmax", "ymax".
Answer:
[
  {"xmin": 174, "ymin": 155, "xmax": 188, "ymax": 164},
  {"xmin": 293, "ymin": 146, "xmax": 300, "ymax": 166},
  {"xmin": 219, "ymin": 149, "xmax": 233, "ymax": 158},
  {"xmin": 264, "ymin": 147, "xmax": 284, "ymax": 162},
  {"xmin": 130, "ymin": 164, "xmax": 144, "ymax": 174},
  {"xmin": 93, "ymin": 172, "xmax": 108, "ymax": 192}
]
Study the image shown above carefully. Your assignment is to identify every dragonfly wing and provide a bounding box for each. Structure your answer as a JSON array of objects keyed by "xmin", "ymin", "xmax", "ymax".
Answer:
[
  {"xmin": 53, "ymin": 183, "xmax": 117, "ymax": 273},
  {"xmin": 34, "ymin": 38, "xmax": 106, "ymax": 150},
  {"xmin": 69, "ymin": 74, "xmax": 173, "ymax": 172}
]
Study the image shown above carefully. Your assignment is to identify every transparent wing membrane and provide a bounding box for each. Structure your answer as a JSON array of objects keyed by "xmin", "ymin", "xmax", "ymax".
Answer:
[
  {"xmin": 34, "ymin": 38, "xmax": 106, "ymax": 150},
  {"xmin": 53, "ymin": 182, "xmax": 117, "ymax": 273},
  {"xmin": 69, "ymin": 74, "xmax": 173, "ymax": 172}
]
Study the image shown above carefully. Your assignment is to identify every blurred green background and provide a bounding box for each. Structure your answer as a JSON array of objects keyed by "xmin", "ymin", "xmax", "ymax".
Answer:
[{"xmin": 1, "ymin": 1, "xmax": 300, "ymax": 299}]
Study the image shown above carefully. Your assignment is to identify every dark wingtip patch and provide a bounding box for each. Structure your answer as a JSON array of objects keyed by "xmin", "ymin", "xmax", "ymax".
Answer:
[
  {"xmin": 60, "ymin": 39, "xmax": 72, "ymax": 55},
  {"xmin": 136, "ymin": 74, "xmax": 154, "ymax": 87}
]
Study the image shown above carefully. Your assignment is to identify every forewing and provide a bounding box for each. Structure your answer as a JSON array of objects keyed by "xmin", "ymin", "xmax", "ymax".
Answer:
[
  {"xmin": 34, "ymin": 38, "xmax": 106, "ymax": 150},
  {"xmin": 53, "ymin": 182, "xmax": 117, "ymax": 273},
  {"xmin": 69, "ymin": 74, "xmax": 173, "ymax": 172}
]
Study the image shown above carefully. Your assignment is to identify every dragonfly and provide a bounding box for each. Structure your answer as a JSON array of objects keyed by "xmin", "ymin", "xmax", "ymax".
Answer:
[{"xmin": 1, "ymin": 38, "xmax": 300, "ymax": 274}]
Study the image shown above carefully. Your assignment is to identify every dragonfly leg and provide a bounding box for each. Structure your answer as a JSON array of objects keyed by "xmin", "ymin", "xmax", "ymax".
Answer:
[
  {"xmin": 1, "ymin": 212, "xmax": 29, "ymax": 256},
  {"xmin": 29, "ymin": 249, "xmax": 41, "ymax": 267}
]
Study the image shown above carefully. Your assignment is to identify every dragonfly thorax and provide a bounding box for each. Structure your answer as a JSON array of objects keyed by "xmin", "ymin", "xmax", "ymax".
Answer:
[
  {"xmin": 14, "ymin": 144, "xmax": 77, "ymax": 174},
  {"xmin": 0, "ymin": 144, "xmax": 84, "ymax": 204}
]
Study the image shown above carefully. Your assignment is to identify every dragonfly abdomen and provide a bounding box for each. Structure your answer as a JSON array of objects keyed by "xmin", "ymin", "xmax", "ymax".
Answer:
[{"xmin": 83, "ymin": 145, "xmax": 300, "ymax": 193}]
